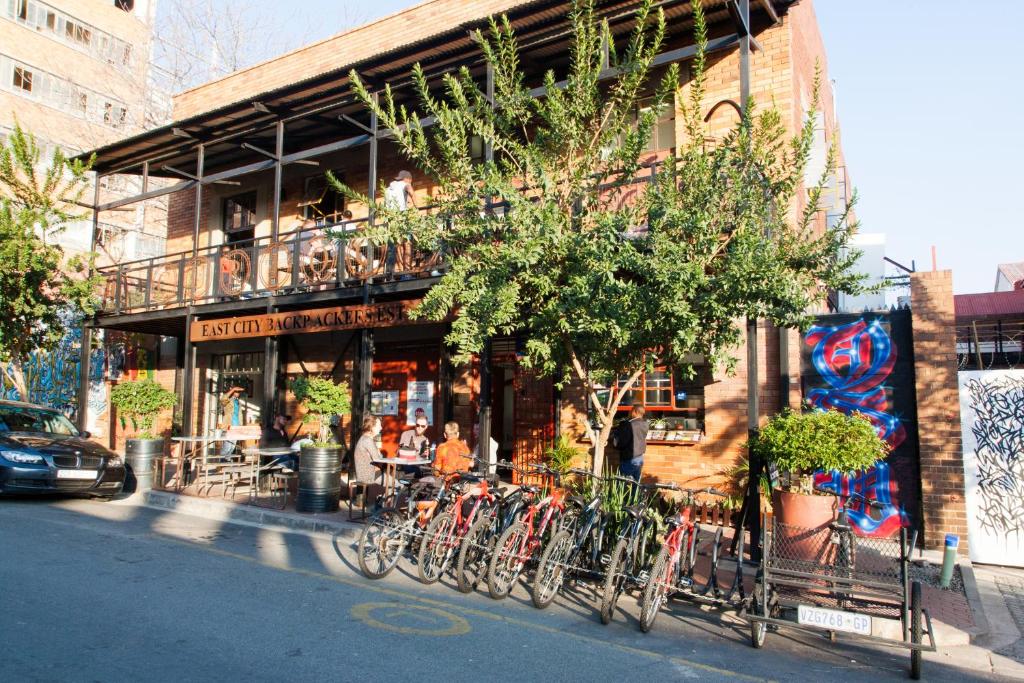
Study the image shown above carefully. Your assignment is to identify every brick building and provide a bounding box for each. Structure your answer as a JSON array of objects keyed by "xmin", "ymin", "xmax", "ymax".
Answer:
[
  {"xmin": 1, "ymin": 0, "xmax": 164, "ymax": 260},
  {"xmin": 77, "ymin": 1, "xmax": 862, "ymax": 514}
]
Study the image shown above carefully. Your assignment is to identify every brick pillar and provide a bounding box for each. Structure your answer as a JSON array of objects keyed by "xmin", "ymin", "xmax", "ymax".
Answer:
[{"xmin": 910, "ymin": 271, "xmax": 968, "ymax": 554}]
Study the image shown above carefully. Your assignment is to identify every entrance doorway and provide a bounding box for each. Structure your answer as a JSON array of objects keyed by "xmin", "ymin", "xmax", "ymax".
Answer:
[
  {"xmin": 371, "ymin": 344, "xmax": 441, "ymax": 456},
  {"xmin": 488, "ymin": 350, "xmax": 554, "ymax": 484},
  {"xmin": 204, "ymin": 352, "xmax": 264, "ymax": 435}
]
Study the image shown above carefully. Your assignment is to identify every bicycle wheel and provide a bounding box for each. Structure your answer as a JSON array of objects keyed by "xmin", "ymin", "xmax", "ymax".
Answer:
[
  {"xmin": 639, "ymin": 546, "xmax": 672, "ymax": 633},
  {"xmin": 910, "ymin": 580, "xmax": 923, "ymax": 679},
  {"xmin": 357, "ymin": 508, "xmax": 407, "ymax": 579},
  {"xmin": 456, "ymin": 515, "xmax": 495, "ymax": 593},
  {"xmin": 487, "ymin": 521, "xmax": 529, "ymax": 600},
  {"xmin": 600, "ymin": 538, "xmax": 629, "ymax": 625},
  {"xmin": 417, "ymin": 512, "xmax": 456, "ymax": 584},
  {"xmin": 750, "ymin": 581, "xmax": 767, "ymax": 648},
  {"xmin": 532, "ymin": 529, "xmax": 573, "ymax": 609}
]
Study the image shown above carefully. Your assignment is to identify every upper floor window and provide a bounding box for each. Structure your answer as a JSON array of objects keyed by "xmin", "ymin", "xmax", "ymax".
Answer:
[
  {"xmin": 299, "ymin": 174, "xmax": 346, "ymax": 227},
  {"xmin": 114, "ymin": 0, "xmax": 134, "ymax": 11},
  {"xmin": 223, "ymin": 191, "xmax": 258, "ymax": 244},
  {"xmin": 1, "ymin": 54, "xmax": 130, "ymax": 129},
  {"xmin": 6, "ymin": 1, "xmax": 134, "ymax": 70}
]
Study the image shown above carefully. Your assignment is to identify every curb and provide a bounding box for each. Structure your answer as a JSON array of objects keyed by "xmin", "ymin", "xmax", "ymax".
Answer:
[
  {"xmin": 959, "ymin": 560, "xmax": 992, "ymax": 642},
  {"xmin": 115, "ymin": 489, "xmax": 363, "ymax": 541}
]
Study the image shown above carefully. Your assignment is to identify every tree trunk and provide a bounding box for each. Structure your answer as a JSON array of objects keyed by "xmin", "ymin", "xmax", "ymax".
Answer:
[
  {"xmin": 3, "ymin": 358, "xmax": 29, "ymax": 402},
  {"xmin": 591, "ymin": 419, "xmax": 616, "ymax": 476}
]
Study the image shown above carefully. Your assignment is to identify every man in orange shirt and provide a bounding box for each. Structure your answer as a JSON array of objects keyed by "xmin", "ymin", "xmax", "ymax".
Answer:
[{"xmin": 434, "ymin": 421, "xmax": 472, "ymax": 476}]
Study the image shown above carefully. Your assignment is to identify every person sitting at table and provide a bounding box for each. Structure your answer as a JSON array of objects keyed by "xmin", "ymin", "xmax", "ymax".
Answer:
[
  {"xmin": 261, "ymin": 412, "xmax": 297, "ymax": 471},
  {"xmin": 353, "ymin": 415, "xmax": 383, "ymax": 486},
  {"xmin": 397, "ymin": 413, "xmax": 431, "ymax": 476},
  {"xmin": 434, "ymin": 421, "xmax": 473, "ymax": 476}
]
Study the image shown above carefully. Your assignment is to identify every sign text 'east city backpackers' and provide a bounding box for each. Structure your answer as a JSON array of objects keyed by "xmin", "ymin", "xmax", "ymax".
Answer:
[{"xmin": 190, "ymin": 300, "xmax": 423, "ymax": 342}]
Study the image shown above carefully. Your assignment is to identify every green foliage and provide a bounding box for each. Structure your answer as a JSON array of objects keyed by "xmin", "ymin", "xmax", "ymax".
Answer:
[
  {"xmin": 544, "ymin": 435, "xmax": 582, "ymax": 474},
  {"xmin": 0, "ymin": 121, "xmax": 100, "ymax": 399},
  {"xmin": 109, "ymin": 380, "xmax": 177, "ymax": 439},
  {"xmin": 289, "ymin": 375, "xmax": 351, "ymax": 446},
  {"xmin": 334, "ymin": 0, "xmax": 865, "ymax": 473},
  {"xmin": 725, "ymin": 455, "xmax": 771, "ymax": 503},
  {"xmin": 748, "ymin": 409, "xmax": 889, "ymax": 492}
]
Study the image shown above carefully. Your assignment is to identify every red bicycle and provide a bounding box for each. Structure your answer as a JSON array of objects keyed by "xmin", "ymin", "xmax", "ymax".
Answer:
[
  {"xmin": 486, "ymin": 464, "xmax": 567, "ymax": 600},
  {"xmin": 638, "ymin": 487, "xmax": 727, "ymax": 632},
  {"xmin": 417, "ymin": 471, "xmax": 500, "ymax": 584}
]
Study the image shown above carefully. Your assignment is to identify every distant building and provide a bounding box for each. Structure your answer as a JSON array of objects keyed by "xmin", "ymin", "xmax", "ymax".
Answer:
[
  {"xmin": 0, "ymin": 0, "xmax": 163, "ymax": 261},
  {"xmin": 995, "ymin": 262, "xmax": 1024, "ymax": 292},
  {"xmin": 838, "ymin": 232, "xmax": 888, "ymax": 312}
]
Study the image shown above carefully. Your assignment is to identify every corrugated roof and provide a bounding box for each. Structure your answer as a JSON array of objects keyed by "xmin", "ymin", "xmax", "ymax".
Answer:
[{"xmin": 955, "ymin": 290, "xmax": 1024, "ymax": 320}]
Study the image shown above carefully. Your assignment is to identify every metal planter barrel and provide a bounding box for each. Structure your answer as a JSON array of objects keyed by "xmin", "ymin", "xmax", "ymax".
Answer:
[
  {"xmin": 295, "ymin": 445, "xmax": 343, "ymax": 513},
  {"xmin": 125, "ymin": 438, "xmax": 163, "ymax": 493}
]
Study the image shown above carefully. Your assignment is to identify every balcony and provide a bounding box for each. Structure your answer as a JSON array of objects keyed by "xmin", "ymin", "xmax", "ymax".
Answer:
[{"xmin": 97, "ymin": 219, "xmax": 444, "ymax": 317}]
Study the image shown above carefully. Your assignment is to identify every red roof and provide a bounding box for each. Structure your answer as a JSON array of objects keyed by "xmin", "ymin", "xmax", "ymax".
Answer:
[{"xmin": 955, "ymin": 290, "xmax": 1024, "ymax": 320}]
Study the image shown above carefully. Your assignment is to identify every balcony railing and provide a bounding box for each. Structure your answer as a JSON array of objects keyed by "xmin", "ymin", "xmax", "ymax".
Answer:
[
  {"xmin": 94, "ymin": 160, "xmax": 667, "ymax": 317},
  {"xmin": 97, "ymin": 218, "xmax": 444, "ymax": 316}
]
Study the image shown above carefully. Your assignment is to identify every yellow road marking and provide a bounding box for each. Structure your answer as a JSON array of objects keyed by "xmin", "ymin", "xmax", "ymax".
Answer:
[{"xmin": 350, "ymin": 602, "xmax": 471, "ymax": 636}]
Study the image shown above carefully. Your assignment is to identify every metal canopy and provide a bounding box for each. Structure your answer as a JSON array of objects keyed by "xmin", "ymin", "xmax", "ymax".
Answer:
[{"xmin": 78, "ymin": 0, "xmax": 789, "ymax": 178}]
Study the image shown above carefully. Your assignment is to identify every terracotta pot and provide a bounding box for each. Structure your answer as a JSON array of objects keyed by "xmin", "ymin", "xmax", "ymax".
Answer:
[{"xmin": 771, "ymin": 488, "xmax": 838, "ymax": 563}]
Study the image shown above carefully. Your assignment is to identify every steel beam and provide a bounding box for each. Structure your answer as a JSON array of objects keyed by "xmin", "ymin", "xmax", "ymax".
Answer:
[{"xmin": 272, "ymin": 120, "xmax": 284, "ymax": 241}]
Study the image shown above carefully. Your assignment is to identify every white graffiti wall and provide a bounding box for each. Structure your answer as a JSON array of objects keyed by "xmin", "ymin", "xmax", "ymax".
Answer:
[{"xmin": 958, "ymin": 370, "xmax": 1024, "ymax": 566}]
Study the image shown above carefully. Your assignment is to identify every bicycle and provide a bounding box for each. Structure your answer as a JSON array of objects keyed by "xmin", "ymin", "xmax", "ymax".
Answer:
[
  {"xmin": 486, "ymin": 463, "xmax": 568, "ymax": 600},
  {"xmin": 599, "ymin": 478, "xmax": 679, "ymax": 624},
  {"xmin": 417, "ymin": 470, "xmax": 501, "ymax": 584},
  {"xmin": 454, "ymin": 461, "xmax": 536, "ymax": 593},
  {"xmin": 356, "ymin": 474, "xmax": 454, "ymax": 579},
  {"xmin": 638, "ymin": 487, "xmax": 729, "ymax": 632},
  {"xmin": 531, "ymin": 467, "xmax": 610, "ymax": 609}
]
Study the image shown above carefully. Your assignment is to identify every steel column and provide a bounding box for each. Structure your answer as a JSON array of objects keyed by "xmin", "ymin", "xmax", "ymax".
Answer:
[
  {"xmin": 264, "ymin": 303, "xmax": 279, "ymax": 425},
  {"xmin": 191, "ymin": 145, "xmax": 205, "ymax": 258},
  {"xmin": 271, "ymin": 120, "xmax": 284, "ymax": 241},
  {"xmin": 477, "ymin": 338, "xmax": 493, "ymax": 473},
  {"xmin": 182, "ymin": 311, "xmax": 196, "ymax": 438},
  {"xmin": 78, "ymin": 326, "xmax": 92, "ymax": 432},
  {"xmin": 368, "ymin": 93, "xmax": 379, "ymax": 225}
]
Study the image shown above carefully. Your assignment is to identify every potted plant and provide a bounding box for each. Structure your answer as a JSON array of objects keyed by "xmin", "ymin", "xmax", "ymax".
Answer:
[
  {"xmin": 748, "ymin": 409, "xmax": 888, "ymax": 530},
  {"xmin": 289, "ymin": 375, "xmax": 351, "ymax": 513},
  {"xmin": 545, "ymin": 435, "xmax": 582, "ymax": 478},
  {"xmin": 109, "ymin": 379, "xmax": 177, "ymax": 493}
]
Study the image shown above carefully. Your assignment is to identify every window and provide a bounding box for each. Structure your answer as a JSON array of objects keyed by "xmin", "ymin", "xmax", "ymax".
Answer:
[
  {"xmin": 638, "ymin": 98, "xmax": 675, "ymax": 153},
  {"xmin": 299, "ymin": 173, "xmax": 346, "ymax": 226},
  {"xmin": 6, "ymin": 2, "xmax": 134, "ymax": 71},
  {"xmin": 223, "ymin": 191, "xmax": 258, "ymax": 243},
  {"xmin": 115, "ymin": 0, "xmax": 134, "ymax": 11},
  {"xmin": 13, "ymin": 66, "xmax": 32, "ymax": 92}
]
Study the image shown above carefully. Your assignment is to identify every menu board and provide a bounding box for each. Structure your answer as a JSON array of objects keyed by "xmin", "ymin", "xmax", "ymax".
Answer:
[{"xmin": 406, "ymin": 381, "xmax": 434, "ymax": 425}]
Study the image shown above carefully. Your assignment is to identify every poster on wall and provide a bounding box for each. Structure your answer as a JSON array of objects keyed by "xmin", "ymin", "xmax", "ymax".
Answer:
[
  {"xmin": 406, "ymin": 381, "xmax": 434, "ymax": 425},
  {"xmin": 958, "ymin": 369, "xmax": 1024, "ymax": 567},
  {"xmin": 800, "ymin": 310, "xmax": 920, "ymax": 537},
  {"xmin": 370, "ymin": 390, "xmax": 400, "ymax": 416}
]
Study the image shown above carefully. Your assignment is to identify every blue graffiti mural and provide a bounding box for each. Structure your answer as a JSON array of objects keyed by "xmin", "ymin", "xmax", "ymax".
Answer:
[
  {"xmin": 803, "ymin": 314, "xmax": 919, "ymax": 537},
  {"xmin": 1, "ymin": 312, "xmax": 84, "ymax": 418}
]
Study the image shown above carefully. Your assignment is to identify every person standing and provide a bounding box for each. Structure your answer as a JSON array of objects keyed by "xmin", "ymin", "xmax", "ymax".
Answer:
[
  {"xmin": 384, "ymin": 170, "xmax": 417, "ymax": 276},
  {"xmin": 613, "ymin": 405, "xmax": 648, "ymax": 481}
]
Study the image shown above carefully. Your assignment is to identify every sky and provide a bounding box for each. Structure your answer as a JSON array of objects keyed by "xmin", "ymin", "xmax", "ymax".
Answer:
[{"xmin": 241, "ymin": 0, "xmax": 1022, "ymax": 294}]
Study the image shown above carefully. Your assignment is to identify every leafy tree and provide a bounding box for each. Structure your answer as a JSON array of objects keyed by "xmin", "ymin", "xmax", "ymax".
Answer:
[
  {"xmin": 334, "ymin": 0, "xmax": 865, "ymax": 473},
  {"xmin": 289, "ymin": 375, "xmax": 352, "ymax": 446},
  {"xmin": 0, "ymin": 123, "xmax": 100, "ymax": 403},
  {"xmin": 109, "ymin": 379, "xmax": 178, "ymax": 439}
]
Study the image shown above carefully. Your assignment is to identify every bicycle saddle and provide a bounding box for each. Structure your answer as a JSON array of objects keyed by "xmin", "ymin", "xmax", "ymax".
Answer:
[
  {"xmin": 568, "ymin": 495, "xmax": 588, "ymax": 508},
  {"xmin": 625, "ymin": 504, "xmax": 647, "ymax": 519}
]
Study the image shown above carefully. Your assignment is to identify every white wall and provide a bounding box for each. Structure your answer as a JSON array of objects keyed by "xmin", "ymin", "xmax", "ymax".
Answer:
[{"xmin": 838, "ymin": 232, "xmax": 888, "ymax": 312}]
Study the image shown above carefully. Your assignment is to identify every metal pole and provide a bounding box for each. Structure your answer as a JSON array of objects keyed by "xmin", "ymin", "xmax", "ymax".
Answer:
[
  {"xmin": 272, "ymin": 120, "xmax": 284, "ymax": 241},
  {"xmin": 264, "ymin": 302, "xmax": 279, "ymax": 429},
  {"xmin": 368, "ymin": 94, "xmax": 379, "ymax": 224},
  {"xmin": 182, "ymin": 311, "xmax": 195, "ymax": 438},
  {"xmin": 79, "ymin": 177, "xmax": 101, "ymax": 431},
  {"xmin": 191, "ymin": 145, "xmax": 205, "ymax": 258},
  {"xmin": 739, "ymin": 0, "xmax": 762, "ymax": 562},
  {"xmin": 477, "ymin": 338, "xmax": 493, "ymax": 473}
]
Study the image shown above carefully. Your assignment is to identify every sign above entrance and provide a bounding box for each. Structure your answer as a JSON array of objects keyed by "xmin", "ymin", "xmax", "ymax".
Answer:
[{"xmin": 190, "ymin": 300, "xmax": 424, "ymax": 342}]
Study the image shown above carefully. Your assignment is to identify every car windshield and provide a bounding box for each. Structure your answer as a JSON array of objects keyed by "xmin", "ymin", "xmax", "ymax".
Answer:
[{"xmin": 0, "ymin": 405, "xmax": 79, "ymax": 436}]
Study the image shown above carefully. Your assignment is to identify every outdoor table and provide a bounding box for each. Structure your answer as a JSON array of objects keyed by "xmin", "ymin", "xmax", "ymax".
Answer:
[
  {"xmin": 171, "ymin": 434, "xmax": 231, "ymax": 490},
  {"xmin": 371, "ymin": 457, "xmax": 432, "ymax": 501},
  {"xmin": 242, "ymin": 446, "xmax": 297, "ymax": 504}
]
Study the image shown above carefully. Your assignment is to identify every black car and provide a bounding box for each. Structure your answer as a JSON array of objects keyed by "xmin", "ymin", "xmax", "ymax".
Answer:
[{"xmin": 0, "ymin": 400, "xmax": 125, "ymax": 498}]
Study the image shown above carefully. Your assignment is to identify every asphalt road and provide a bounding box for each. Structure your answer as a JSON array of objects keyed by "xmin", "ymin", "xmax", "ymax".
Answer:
[{"xmin": 0, "ymin": 498, "xmax": 999, "ymax": 682}]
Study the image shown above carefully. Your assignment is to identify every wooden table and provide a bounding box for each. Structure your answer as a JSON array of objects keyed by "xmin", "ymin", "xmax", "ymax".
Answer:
[{"xmin": 371, "ymin": 457, "xmax": 432, "ymax": 502}]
